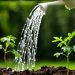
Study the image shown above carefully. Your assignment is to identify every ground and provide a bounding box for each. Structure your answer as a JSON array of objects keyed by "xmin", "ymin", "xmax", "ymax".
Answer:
[{"xmin": 0, "ymin": 60, "xmax": 75, "ymax": 70}]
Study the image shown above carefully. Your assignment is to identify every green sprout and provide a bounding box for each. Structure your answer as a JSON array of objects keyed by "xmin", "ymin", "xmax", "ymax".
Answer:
[
  {"xmin": 0, "ymin": 35, "xmax": 21, "ymax": 62},
  {"xmin": 52, "ymin": 31, "xmax": 75, "ymax": 75}
]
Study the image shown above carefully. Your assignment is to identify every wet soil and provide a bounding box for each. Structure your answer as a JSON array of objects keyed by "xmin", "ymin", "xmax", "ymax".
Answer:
[{"xmin": 0, "ymin": 66, "xmax": 75, "ymax": 75}]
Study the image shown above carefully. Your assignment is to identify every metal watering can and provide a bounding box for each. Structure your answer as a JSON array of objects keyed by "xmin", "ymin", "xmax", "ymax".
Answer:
[{"xmin": 39, "ymin": 0, "xmax": 75, "ymax": 11}]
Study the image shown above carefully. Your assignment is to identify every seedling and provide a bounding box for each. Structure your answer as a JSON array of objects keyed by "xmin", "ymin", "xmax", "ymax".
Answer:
[
  {"xmin": 52, "ymin": 31, "xmax": 75, "ymax": 75},
  {"xmin": 0, "ymin": 35, "xmax": 21, "ymax": 62}
]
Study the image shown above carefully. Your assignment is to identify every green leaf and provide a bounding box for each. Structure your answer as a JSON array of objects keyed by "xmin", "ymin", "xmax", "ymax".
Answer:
[
  {"xmin": 6, "ymin": 42, "xmax": 10, "ymax": 48},
  {"xmin": 0, "ymin": 37, "xmax": 8, "ymax": 42},
  {"xmin": 61, "ymin": 46, "xmax": 66, "ymax": 52},
  {"xmin": 7, "ymin": 35, "xmax": 16, "ymax": 43},
  {"xmin": 72, "ymin": 31, "xmax": 75, "ymax": 37},
  {"xmin": 67, "ymin": 46, "xmax": 72, "ymax": 53},
  {"xmin": 52, "ymin": 36, "xmax": 62, "ymax": 43},
  {"xmin": 52, "ymin": 31, "xmax": 75, "ymax": 60},
  {"xmin": 65, "ymin": 37, "xmax": 70, "ymax": 41},
  {"xmin": 68, "ymin": 33, "xmax": 72, "ymax": 38},
  {"xmin": 61, "ymin": 46, "xmax": 72, "ymax": 53},
  {"xmin": 57, "ymin": 42, "xmax": 63, "ymax": 47},
  {"xmin": 10, "ymin": 42, "xmax": 15, "ymax": 47},
  {"xmin": 0, "ymin": 35, "xmax": 16, "ymax": 43},
  {"xmin": 13, "ymin": 50, "xmax": 21, "ymax": 59},
  {"xmin": 0, "ymin": 35, "xmax": 16, "ymax": 49},
  {"xmin": 53, "ymin": 37, "xmax": 60, "ymax": 40},
  {"xmin": 53, "ymin": 52, "xmax": 63, "ymax": 58}
]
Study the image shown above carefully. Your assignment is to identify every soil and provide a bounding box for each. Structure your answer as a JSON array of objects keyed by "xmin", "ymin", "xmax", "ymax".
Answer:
[{"xmin": 0, "ymin": 66, "xmax": 75, "ymax": 75}]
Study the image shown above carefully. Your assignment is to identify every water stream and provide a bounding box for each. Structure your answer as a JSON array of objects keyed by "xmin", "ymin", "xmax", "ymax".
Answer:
[{"xmin": 16, "ymin": 5, "xmax": 46, "ymax": 70}]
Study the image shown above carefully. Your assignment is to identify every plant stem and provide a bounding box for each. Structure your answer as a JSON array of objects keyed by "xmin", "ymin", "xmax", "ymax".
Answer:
[
  {"xmin": 4, "ymin": 52, "xmax": 6, "ymax": 63},
  {"xmin": 4, "ymin": 47, "xmax": 7, "ymax": 66},
  {"xmin": 67, "ymin": 53, "xmax": 69, "ymax": 75}
]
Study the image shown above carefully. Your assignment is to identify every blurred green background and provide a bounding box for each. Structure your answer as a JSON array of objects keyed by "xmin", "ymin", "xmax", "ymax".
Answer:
[{"xmin": 0, "ymin": 0, "xmax": 75, "ymax": 62}]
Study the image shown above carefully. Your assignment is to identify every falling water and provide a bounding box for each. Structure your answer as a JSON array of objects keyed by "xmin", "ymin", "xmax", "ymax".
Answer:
[{"xmin": 16, "ymin": 5, "xmax": 46, "ymax": 70}]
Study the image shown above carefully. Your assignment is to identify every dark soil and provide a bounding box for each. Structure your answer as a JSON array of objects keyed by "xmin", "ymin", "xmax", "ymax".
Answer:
[{"xmin": 0, "ymin": 66, "xmax": 75, "ymax": 75}]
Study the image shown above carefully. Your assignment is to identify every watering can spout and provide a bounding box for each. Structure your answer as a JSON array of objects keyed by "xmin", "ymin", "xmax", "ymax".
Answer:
[
  {"xmin": 38, "ymin": 0, "xmax": 75, "ymax": 11},
  {"xmin": 38, "ymin": 1, "xmax": 64, "ymax": 11}
]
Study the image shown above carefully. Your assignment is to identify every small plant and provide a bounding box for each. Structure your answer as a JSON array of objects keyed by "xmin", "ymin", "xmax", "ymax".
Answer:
[
  {"xmin": 52, "ymin": 31, "xmax": 75, "ymax": 75},
  {"xmin": 0, "ymin": 35, "xmax": 21, "ymax": 62}
]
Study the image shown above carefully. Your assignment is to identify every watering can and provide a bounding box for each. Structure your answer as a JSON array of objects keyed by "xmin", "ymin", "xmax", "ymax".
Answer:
[
  {"xmin": 39, "ymin": 0, "xmax": 75, "ymax": 11},
  {"xmin": 63, "ymin": 0, "xmax": 75, "ymax": 10}
]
